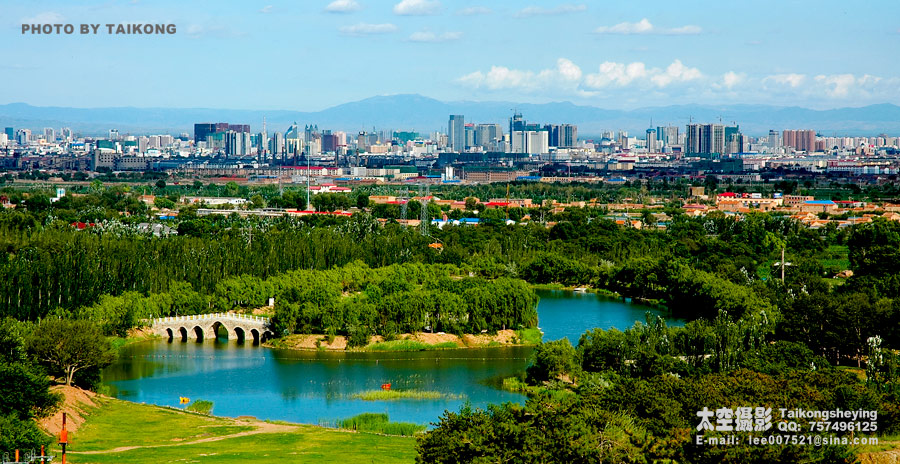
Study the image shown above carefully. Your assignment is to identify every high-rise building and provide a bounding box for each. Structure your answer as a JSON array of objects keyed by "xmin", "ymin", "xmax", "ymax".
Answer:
[
  {"xmin": 686, "ymin": 124, "xmax": 725, "ymax": 156},
  {"xmin": 285, "ymin": 124, "xmax": 302, "ymax": 155},
  {"xmin": 449, "ymin": 115, "xmax": 465, "ymax": 152},
  {"xmin": 269, "ymin": 131, "xmax": 285, "ymax": 158},
  {"xmin": 108, "ymin": 129, "xmax": 119, "ymax": 141},
  {"xmin": 464, "ymin": 124, "xmax": 475, "ymax": 149},
  {"xmin": 322, "ymin": 132, "xmax": 340, "ymax": 152},
  {"xmin": 474, "ymin": 124, "xmax": 502, "ymax": 150},
  {"xmin": 511, "ymin": 130, "xmax": 549, "ymax": 154},
  {"xmin": 646, "ymin": 128, "xmax": 658, "ymax": 152},
  {"xmin": 560, "ymin": 124, "xmax": 577, "ymax": 148},
  {"xmin": 3, "ymin": 127, "xmax": 13, "ymax": 141},
  {"xmin": 767, "ymin": 130, "xmax": 780, "ymax": 148},
  {"xmin": 782, "ymin": 129, "xmax": 816, "ymax": 152},
  {"xmin": 194, "ymin": 123, "xmax": 217, "ymax": 143},
  {"xmin": 543, "ymin": 123, "xmax": 577, "ymax": 148},
  {"xmin": 44, "ymin": 128, "xmax": 55, "ymax": 142},
  {"xmin": 545, "ymin": 124, "xmax": 561, "ymax": 147},
  {"xmin": 509, "ymin": 112, "xmax": 526, "ymax": 135},
  {"xmin": 257, "ymin": 131, "xmax": 268, "ymax": 158},
  {"xmin": 725, "ymin": 126, "xmax": 743, "ymax": 155},
  {"xmin": 16, "ymin": 129, "xmax": 31, "ymax": 145},
  {"xmin": 656, "ymin": 126, "xmax": 679, "ymax": 147},
  {"xmin": 225, "ymin": 130, "xmax": 252, "ymax": 157}
]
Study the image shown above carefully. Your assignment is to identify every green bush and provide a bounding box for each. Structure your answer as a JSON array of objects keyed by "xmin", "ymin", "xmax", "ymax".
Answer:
[{"xmin": 185, "ymin": 400, "xmax": 213, "ymax": 415}]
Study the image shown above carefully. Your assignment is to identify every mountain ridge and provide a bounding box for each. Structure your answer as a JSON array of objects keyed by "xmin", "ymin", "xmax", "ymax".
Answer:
[{"xmin": 1, "ymin": 95, "xmax": 898, "ymax": 137}]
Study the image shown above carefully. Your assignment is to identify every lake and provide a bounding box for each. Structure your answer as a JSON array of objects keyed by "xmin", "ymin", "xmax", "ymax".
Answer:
[{"xmin": 102, "ymin": 290, "xmax": 684, "ymax": 425}]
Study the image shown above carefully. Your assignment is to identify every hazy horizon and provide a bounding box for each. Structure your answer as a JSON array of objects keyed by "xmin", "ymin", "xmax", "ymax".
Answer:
[{"xmin": 5, "ymin": 0, "xmax": 899, "ymax": 111}]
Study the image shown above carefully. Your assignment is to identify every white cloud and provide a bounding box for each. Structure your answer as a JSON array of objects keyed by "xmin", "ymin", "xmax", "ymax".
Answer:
[
  {"xmin": 21, "ymin": 11, "xmax": 65, "ymax": 24},
  {"xmin": 393, "ymin": 0, "xmax": 441, "ymax": 15},
  {"xmin": 325, "ymin": 0, "xmax": 361, "ymax": 13},
  {"xmin": 458, "ymin": 58, "xmax": 582, "ymax": 92},
  {"xmin": 815, "ymin": 74, "xmax": 859, "ymax": 97},
  {"xmin": 409, "ymin": 30, "xmax": 462, "ymax": 42},
  {"xmin": 594, "ymin": 18, "xmax": 701, "ymax": 35},
  {"xmin": 721, "ymin": 71, "xmax": 744, "ymax": 89},
  {"xmin": 339, "ymin": 23, "xmax": 397, "ymax": 35},
  {"xmin": 584, "ymin": 62, "xmax": 648, "ymax": 87},
  {"xmin": 458, "ymin": 6, "xmax": 491, "ymax": 16},
  {"xmin": 457, "ymin": 58, "xmax": 900, "ymax": 106},
  {"xmin": 650, "ymin": 60, "xmax": 702, "ymax": 87},
  {"xmin": 555, "ymin": 58, "xmax": 582, "ymax": 82},
  {"xmin": 259, "ymin": 5, "xmax": 273, "ymax": 13},
  {"xmin": 515, "ymin": 4, "xmax": 586, "ymax": 18},
  {"xmin": 462, "ymin": 58, "xmax": 702, "ymax": 92},
  {"xmin": 765, "ymin": 73, "xmax": 806, "ymax": 88},
  {"xmin": 594, "ymin": 18, "xmax": 653, "ymax": 34}
]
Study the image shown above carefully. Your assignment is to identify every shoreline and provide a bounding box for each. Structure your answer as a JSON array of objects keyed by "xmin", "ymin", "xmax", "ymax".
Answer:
[
  {"xmin": 531, "ymin": 284, "xmax": 668, "ymax": 309},
  {"xmin": 264, "ymin": 328, "xmax": 542, "ymax": 352},
  {"xmin": 121, "ymin": 327, "xmax": 543, "ymax": 352}
]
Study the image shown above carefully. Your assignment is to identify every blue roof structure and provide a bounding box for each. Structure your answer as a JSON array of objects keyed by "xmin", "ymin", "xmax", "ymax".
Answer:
[{"xmin": 804, "ymin": 200, "xmax": 836, "ymax": 205}]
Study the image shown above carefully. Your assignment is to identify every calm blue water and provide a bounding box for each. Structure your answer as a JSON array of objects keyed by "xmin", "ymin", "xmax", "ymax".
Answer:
[
  {"xmin": 102, "ymin": 290, "xmax": 684, "ymax": 425},
  {"xmin": 534, "ymin": 289, "xmax": 684, "ymax": 344}
]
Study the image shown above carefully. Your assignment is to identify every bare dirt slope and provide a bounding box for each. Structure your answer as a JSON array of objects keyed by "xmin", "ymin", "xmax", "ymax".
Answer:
[{"xmin": 39, "ymin": 385, "xmax": 99, "ymax": 436}]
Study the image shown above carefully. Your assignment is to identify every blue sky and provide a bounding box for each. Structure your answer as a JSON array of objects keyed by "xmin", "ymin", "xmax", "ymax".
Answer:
[{"xmin": 4, "ymin": 0, "xmax": 899, "ymax": 110}]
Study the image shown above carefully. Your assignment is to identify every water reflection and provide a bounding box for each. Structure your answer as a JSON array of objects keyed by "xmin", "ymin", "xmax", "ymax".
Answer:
[{"xmin": 103, "ymin": 290, "xmax": 683, "ymax": 424}]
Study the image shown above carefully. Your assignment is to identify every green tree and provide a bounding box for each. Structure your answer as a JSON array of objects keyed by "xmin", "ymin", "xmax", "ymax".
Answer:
[
  {"xmin": 26, "ymin": 319, "xmax": 116, "ymax": 387},
  {"xmin": 249, "ymin": 194, "xmax": 265, "ymax": 209},
  {"xmin": 526, "ymin": 338, "xmax": 578, "ymax": 384},
  {"xmin": 356, "ymin": 193, "xmax": 370, "ymax": 209},
  {"xmin": 154, "ymin": 197, "xmax": 176, "ymax": 209}
]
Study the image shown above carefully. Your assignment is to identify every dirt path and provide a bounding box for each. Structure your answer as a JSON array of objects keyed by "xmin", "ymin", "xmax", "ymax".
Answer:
[{"xmin": 69, "ymin": 420, "xmax": 300, "ymax": 455}]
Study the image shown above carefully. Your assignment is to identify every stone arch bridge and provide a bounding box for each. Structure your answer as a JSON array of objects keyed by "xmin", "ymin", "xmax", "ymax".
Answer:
[{"xmin": 151, "ymin": 313, "xmax": 274, "ymax": 344}]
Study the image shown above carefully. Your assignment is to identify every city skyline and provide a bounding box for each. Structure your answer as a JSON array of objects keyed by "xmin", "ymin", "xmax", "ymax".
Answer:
[{"xmin": 4, "ymin": 0, "xmax": 900, "ymax": 111}]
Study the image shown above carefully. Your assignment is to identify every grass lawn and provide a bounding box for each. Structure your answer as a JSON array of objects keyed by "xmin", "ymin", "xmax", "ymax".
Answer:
[
  {"xmin": 66, "ymin": 397, "xmax": 416, "ymax": 464},
  {"xmin": 515, "ymin": 328, "xmax": 543, "ymax": 345},
  {"xmin": 71, "ymin": 398, "xmax": 252, "ymax": 452},
  {"xmin": 365, "ymin": 340, "xmax": 459, "ymax": 351},
  {"xmin": 69, "ymin": 431, "xmax": 415, "ymax": 464}
]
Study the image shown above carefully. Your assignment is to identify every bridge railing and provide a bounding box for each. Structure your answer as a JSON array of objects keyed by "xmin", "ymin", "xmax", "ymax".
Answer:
[{"xmin": 151, "ymin": 312, "xmax": 270, "ymax": 325}]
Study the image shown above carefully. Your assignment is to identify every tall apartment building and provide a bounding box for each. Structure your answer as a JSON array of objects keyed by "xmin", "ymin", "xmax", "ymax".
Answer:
[
  {"xmin": 474, "ymin": 124, "xmax": 502, "ymax": 151},
  {"xmin": 646, "ymin": 128, "xmax": 658, "ymax": 152},
  {"xmin": 783, "ymin": 129, "xmax": 816, "ymax": 152},
  {"xmin": 686, "ymin": 124, "xmax": 725, "ymax": 156},
  {"xmin": 448, "ymin": 115, "xmax": 465, "ymax": 152}
]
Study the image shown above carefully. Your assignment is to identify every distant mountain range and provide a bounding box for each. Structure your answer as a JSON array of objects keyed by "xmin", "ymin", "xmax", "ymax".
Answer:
[{"xmin": 2, "ymin": 94, "xmax": 899, "ymax": 137}]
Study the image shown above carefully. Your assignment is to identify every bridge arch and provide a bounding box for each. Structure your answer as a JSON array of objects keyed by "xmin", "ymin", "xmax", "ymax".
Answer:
[
  {"xmin": 211, "ymin": 321, "xmax": 228, "ymax": 342},
  {"xmin": 165, "ymin": 328, "xmax": 174, "ymax": 341},
  {"xmin": 178, "ymin": 327, "xmax": 188, "ymax": 342},
  {"xmin": 192, "ymin": 325, "xmax": 204, "ymax": 342},
  {"xmin": 234, "ymin": 327, "xmax": 246, "ymax": 344}
]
